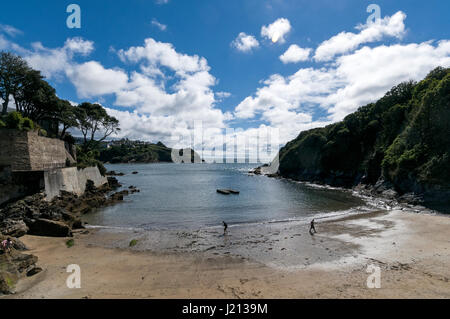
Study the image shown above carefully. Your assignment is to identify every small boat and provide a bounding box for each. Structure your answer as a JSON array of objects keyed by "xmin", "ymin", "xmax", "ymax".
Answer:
[{"xmin": 217, "ymin": 189, "xmax": 240, "ymax": 195}]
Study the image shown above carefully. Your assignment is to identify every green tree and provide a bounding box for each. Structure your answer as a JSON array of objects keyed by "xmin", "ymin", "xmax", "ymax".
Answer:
[
  {"xmin": 76, "ymin": 102, "xmax": 120, "ymax": 146},
  {"xmin": 56, "ymin": 100, "xmax": 78, "ymax": 139},
  {"xmin": 0, "ymin": 52, "xmax": 29, "ymax": 115},
  {"xmin": 16, "ymin": 72, "xmax": 59, "ymax": 122}
]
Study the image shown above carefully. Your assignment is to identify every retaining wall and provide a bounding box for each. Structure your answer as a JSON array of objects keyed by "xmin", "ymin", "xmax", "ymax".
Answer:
[
  {"xmin": 0, "ymin": 129, "xmax": 67, "ymax": 171},
  {"xmin": 44, "ymin": 166, "xmax": 108, "ymax": 200}
]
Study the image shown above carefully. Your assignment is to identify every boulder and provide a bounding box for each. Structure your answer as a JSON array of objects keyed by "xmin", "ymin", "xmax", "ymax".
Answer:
[
  {"xmin": 27, "ymin": 218, "xmax": 72, "ymax": 237},
  {"xmin": 11, "ymin": 238, "xmax": 28, "ymax": 251},
  {"xmin": 109, "ymin": 190, "xmax": 129, "ymax": 202},
  {"xmin": 0, "ymin": 219, "xmax": 29, "ymax": 237},
  {"xmin": 106, "ymin": 171, "xmax": 125, "ymax": 176},
  {"xmin": 0, "ymin": 250, "xmax": 38, "ymax": 294},
  {"xmin": 107, "ymin": 176, "xmax": 121, "ymax": 189}
]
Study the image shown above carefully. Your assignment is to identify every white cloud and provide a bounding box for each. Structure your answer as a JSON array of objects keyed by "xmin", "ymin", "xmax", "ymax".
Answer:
[
  {"xmin": 231, "ymin": 32, "xmax": 259, "ymax": 52},
  {"xmin": 232, "ymin": 11, "xmax": 449, "ymax": 147},
  {"xmin": 9, "ymin": 35, "xmax": 229, "ymax": 144},
  {"xmin": 280, "ymin": 45, "xmax": 311, "ymax": 63},
  {"xmin": 118, "ymin": 38, "xmax": 209, "ymax": 75},
  {"xmin": 324, "ymin": 41, "xmax": 450, "ymax": 121},
  {"xmin": 235, "ymin": 40, "xmax": 450, "ymax": 138},
  {"xmin": 0, "ymin": 35, "xmax": 9, "ymax": 50},
  {"xmin": 0, "ymin": 24, "xmax": 22, "ymax": 37},
  {"xmin": 66, "ymin": 61, "xmax": 129, "ymax": 98},
  {"xmin": 261, "ymin": 18, "xmax": 291, "ymax": 44},
  {"xmin": 314, "ymin": 11, "xmax": 407, "ymax": 61},
  {"xmin": 235, "ymin": 68, "xmax": 338, "ymax": 120},
  {"xmin": 111, "ymin": 38, "xmax": 231, "ymax": 143},
  {"xmin": 64, "ymin": 37, "xmax": 94, "ymax": 55},
  {"xmin": 24, "ymin": 37, "xmax": 94, "ymax": 78},
  {"xmin": 151, "ymin": 19, "xmax": 167, "ymax": 31}
]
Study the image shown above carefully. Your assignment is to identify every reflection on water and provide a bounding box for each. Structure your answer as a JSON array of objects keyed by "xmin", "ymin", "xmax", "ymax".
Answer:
[{"xmin": 83, "ymin": 163, "xmax": 365, "ymax": 230}]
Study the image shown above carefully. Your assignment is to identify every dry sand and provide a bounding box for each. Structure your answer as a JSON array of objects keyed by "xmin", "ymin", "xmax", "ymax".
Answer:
[{"xmin": 4, "ymin": 210, "xmax": 450, "ymax": 299}]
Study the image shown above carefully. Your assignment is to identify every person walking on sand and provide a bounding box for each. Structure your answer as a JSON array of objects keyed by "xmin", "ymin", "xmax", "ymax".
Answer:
[
  {"xmin": 309, "ymin": 219, "xmax": 317, "ymax": 235},
  {"xmin": 223, "ymin": 221, "xmax": 228, "ymax": 234},
  {"xmin": 1, "ymin": 238, "xmax": 13, "ymax": 254}
]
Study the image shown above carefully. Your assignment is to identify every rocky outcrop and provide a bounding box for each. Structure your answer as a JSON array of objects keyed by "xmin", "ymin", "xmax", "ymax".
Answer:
[
  {"xmin": 0, "ymin": 234, "xmax": 39, "ymax": 294},
  {"xmin": 106, "ymin": 171, "xmax": 125, "ymax": 176},
  {"xmin": 0, "ymin": 172, "xmax": 137, "ymax": 294},
  {"xmin": 0, "ymin": 176, "xmax": 132, "ymax": 236},
  {"xmin": 0, "ymin": 220, "xmax": 29, "ymax": 238},
  {"xmin": 0, "ymin": 175, "xmax": 135, "ymax": 294},
  {"xmin": 27, "ymin": 218, "xmax": 72, "ymax": 237},
  {"xmin": 0, "ymin": 250, "xmax": 39, "ymax": 294}
]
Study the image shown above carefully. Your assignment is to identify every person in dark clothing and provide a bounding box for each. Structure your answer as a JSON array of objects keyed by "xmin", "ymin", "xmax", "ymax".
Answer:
[
  {"xmin": 223, "ymin": 221, "xmax": 228, "ymax": 234},
  {"xmin": 309, "ymin": 219, "xmax": 317, "ymax": 235}
]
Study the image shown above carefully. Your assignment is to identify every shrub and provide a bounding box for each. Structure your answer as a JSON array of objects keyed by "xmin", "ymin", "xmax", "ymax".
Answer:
[
  {"xmin": 21, "ymin": 117, "xmax": 34, "ymax": 131},
  {"xmin": 0, "ymin": 119, "xmax": 5, "ymax": 128},
  {"xmin": 129, "ymin": 239, "xmax": 138, "ymax": 247},
  {"xmin": 66, "ymin": 239, "xmax": 75, "ymax": 248},
  {"xmin": 4, "ymin": 111, "xmax": 23, "ymax": 129},
  {"xmin": 97, "ymin": 161, "xmax": 107, "ymax": 176}
]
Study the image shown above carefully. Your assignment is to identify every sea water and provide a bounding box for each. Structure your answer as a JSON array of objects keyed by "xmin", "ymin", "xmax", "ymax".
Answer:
[{"xmin": 84, "ymin": 163, "xmax": 365, "ymax": 230}]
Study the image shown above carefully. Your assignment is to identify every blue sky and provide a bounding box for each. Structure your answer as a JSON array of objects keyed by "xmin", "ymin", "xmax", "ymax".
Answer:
[{"xmin": 1, "ymin": 0, "xmax": 449, "ymax": 155}]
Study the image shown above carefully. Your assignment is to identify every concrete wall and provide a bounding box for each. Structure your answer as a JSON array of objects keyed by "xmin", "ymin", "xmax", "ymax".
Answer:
[
  {"xmin": 0, "ymin": 129, "xmax": 67, "ymax": 172},
  {"xmin": 44, "ymin": 166, "xmax": 108, "ymax": 200}
]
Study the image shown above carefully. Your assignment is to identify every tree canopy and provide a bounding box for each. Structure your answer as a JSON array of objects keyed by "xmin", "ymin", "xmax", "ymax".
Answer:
[
  {"xmin": 76, "ymin": 102, "xmax": 121, "ymax": 145},
  {"xmin": 0, "ymin": 51, "xmax": 121, "ymax": 145}
]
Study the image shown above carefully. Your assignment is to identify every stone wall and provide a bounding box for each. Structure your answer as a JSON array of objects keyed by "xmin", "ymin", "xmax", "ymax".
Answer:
[
  {"xmin": 44, "ymin": 166, "xmax": 108, "ymax": 200},
  {"xmin": 0, "ymin": 130, "xmax": 32, "ymax": 171},
  {"xmin": 0, "ymin": 129, "xmax": 67, "ymax": 172}
]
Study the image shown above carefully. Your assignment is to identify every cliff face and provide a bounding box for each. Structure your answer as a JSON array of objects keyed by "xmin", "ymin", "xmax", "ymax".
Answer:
[{"xmin": 277, "ymin": 67, "xmax": 450, "ymax": 208}]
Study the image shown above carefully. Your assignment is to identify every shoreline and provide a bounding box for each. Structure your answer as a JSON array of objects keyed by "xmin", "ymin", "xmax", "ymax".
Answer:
[
  {"xmin": 251, "ymin": 169, "xmax": 447, "ymax": 215},
  {"xmin": 4, "ymin": 209, "xmax": 450, "ymax": 299}
]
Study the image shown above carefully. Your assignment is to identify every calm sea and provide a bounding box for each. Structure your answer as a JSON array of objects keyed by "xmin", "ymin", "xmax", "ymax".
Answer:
[{"xmin": 83, "ymin": 163, "xmax": 366, "ymax": 230}]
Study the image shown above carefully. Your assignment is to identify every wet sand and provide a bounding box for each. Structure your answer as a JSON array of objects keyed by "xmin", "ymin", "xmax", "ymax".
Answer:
[{"xmin": 4, "ymin": 210, "xmax": 450, "ymax": 299}]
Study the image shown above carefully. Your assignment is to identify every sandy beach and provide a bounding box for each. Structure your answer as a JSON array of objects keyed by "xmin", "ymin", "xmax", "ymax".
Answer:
[{"xmin": 4, "ymin": 209, "xmax": 450, "ymax": 299}]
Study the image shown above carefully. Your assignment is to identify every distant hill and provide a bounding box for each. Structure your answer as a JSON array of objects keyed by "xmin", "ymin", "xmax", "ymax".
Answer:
[
  {"xmin": 96, "ymin": 139, "xmax": 201, "ymax": 164},
  {"xmin": 276, "ymin": 67, "xmax": 450, "ymax": 210}
]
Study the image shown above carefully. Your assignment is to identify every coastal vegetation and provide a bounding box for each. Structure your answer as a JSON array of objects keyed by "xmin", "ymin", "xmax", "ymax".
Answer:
[
  {"xmin": 129, "ymin": 239, "xmax": 138, "ymax": 247},
  {"xmin": 66, "ymin": 239, "xmax": 75, "ymax": 248},
  {"xmin": 277, "ymin": 67, "xmax": 450, "ymax": 207},
  {"xmin": 98, "ymin": 140, "xmax": 173, "ymax": 163}
]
